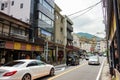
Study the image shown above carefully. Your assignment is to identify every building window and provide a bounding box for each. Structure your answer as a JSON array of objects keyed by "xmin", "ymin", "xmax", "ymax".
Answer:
[
  {"xmin": 20, "ymin": 3, "xmax": 23, "ymax": 9},
  {"xmin": 1, "ymin": 3, "xmax": 4, "ymax": 10},
  {"xmin": 60, "ymin": 27, "xmax": 63, "ymax": 33},
  {"xmin": 11, "ymin": 1, "xmax": 14, "ymax": 6}
]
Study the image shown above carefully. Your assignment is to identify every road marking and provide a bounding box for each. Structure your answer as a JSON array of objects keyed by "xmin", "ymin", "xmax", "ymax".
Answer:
[
  {"xmin": 96, "ymin": 58, "xmax": 106, "ymax": 80},
  {"xmin": 48, "ymin": 62, "xmax": 87, "ymax": 80}
]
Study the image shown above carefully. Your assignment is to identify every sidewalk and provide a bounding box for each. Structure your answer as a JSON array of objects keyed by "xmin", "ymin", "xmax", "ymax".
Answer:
[{"xmin": 101, "ymin": 59, "xmax": 111, "ymax": 80}]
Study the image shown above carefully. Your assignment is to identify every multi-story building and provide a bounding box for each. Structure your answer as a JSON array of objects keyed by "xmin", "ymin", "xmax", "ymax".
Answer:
[
  {"xmin": 95, "ymin": 39, "xmax": 106, "ymax": 53},
  {"xmin": 79, "ymin": 37, "xmax": 91, "ymax": 52},
  {"xmin": 54, "ymin": 4, "xmax": 66, "ymax": 64},
  {"xmin": 64, "ymin": 16, "xmax": 73, "ymax": 54},
  {"xmin": 0, "ymin": 0, "xmax": 55, "ymax": 62},
  {"xmin": 0, "ymin": 12, "xmax": 43, "ymax": 63}
]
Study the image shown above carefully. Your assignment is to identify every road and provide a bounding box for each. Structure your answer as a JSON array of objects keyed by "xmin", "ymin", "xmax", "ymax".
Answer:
[{"xmin": 37, "ymin": 57, "xmax": 105, "ymax": 80}]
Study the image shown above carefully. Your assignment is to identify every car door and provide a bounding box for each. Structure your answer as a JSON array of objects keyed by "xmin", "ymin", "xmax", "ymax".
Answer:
[
  {"xmin": 27, "ymin": 61, "xmax": 41, "ymax": 79},
  {"xmin": 37, "ymin": 61, "xmax": 47, "ymax": 76}
]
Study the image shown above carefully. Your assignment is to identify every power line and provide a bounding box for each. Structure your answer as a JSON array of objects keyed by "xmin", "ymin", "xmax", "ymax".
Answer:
[
  {"xmin": 71, "ymin": 7, "xmax": 94, "ymax": 19},
  {"xmin": 68, "ymin": 0, "xmax": 102, "ymax": 17}
]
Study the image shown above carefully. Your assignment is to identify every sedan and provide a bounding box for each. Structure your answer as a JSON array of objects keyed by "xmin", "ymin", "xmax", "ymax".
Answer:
[
  {"xmin": 0, "ymin": 59, "xmax": 55, "ymax": 80},
  {"xmin": 88, "ymin": 56, "xmax": 100, "ymax": 65}
]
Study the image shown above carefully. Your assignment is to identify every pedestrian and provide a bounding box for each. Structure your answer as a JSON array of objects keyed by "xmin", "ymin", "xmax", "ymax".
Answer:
[
  {"xmin": 25, "ymin": 54, "xmax": 31, "ymax": 59},
  {"xmin": 36, "ymin": 53, "xmax": 41, "ymax": 60},
  {"xmin": 1, "ymin": 55, "xmax": 5, "ymax": 65}
]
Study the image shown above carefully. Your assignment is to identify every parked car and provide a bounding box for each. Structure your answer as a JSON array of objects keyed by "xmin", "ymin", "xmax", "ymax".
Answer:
[
  {"xmin": 0, "ymin": 59, "xmax": 55, "ymax": 80},
  {"xmin": 66, "ymin": 54, "xmax": 80, "ymax": 66},
  {"xmin": 88, "ymin": 56, "xmax": 100, "ymax": 65}
]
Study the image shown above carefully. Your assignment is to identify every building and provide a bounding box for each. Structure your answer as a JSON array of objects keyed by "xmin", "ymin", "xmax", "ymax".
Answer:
[
  {"xmin": 72, "ymin": 33, "xmax": 80, "ymax": 52},
  {"xmin": 79, "ymin": 37, "xmax": 91, "ymax": 52},
  {"xmin": 64, "ymin": 16, "xmax": 73, "ymax": 54},
  {"xmin": 0, "ymin": 0, "xmax": 55, "ymax": 62},
  {"xmin": 0, "ymin": 12, "xmax": 43, "ymax": 63},
  {"xmin": 103, "ymin": 0, "xmax": 120, "ymax": 79},
  {"xmin": 95, "ymin": 39, "xmax": 106, "ymax": 53},
  {"xmin": 54, "ymin": 4, "xmax": 66, "ymax": 64}
]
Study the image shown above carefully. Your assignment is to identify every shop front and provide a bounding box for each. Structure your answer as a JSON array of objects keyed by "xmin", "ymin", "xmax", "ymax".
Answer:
[{"xmin": 0, "ymin": 40, "xmax": 43, "ymax": 64}]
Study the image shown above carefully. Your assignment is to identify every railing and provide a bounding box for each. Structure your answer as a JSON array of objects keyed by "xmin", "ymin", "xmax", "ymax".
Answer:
[{"xmin": 0, "ymin": 31, "xmax": 29, "ymax": 41}]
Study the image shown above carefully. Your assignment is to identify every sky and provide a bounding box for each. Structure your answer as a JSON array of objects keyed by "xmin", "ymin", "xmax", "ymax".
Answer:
[{"xmin": 55, "ymin": 0, "xmax": 105, "ymax": 38}]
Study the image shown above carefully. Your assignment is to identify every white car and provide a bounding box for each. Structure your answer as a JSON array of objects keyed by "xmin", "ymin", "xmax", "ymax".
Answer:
[
  {"xmin": 0, "ymin": 59, "xmax": 55, "ymax": 80},
  {"xmin": 88, "ymin": 56, "xmax": 100, "ymax": 65}
]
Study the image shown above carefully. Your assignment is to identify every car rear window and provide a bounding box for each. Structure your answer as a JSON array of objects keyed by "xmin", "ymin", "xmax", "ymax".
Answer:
[{"xmin": 3, "ymin": 61, "xmax": 25, "ymax": 67}]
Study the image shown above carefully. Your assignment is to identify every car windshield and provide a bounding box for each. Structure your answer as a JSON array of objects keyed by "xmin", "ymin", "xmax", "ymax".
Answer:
[
  {"xmin": 89, "ymin": 56, "xmax": 98, "ymax": 60},
  {"xmin": 3, "ymin": 61, "xmax": 25, "ymax": 67}
]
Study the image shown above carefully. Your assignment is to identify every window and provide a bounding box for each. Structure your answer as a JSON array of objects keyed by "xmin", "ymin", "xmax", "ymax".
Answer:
[
  {"xmin": 39, "ymin": 12, "xmax": 54, "ymax": 27},
  {"xmin": 20, "ymin": 3, "xmax": 23, "ymax": 9},
  {"xmin": 27, "ymin": 61, "xmax": 38, "ymax": 67},
  {"xmin": 11, "ymin": 1, "xmax": 14, "ymax": 6},
  {"xmin": 1, "ymin": 3, "xmax": 4, "ymax": 10},
  {"xmin": 40, "ymin": 0, "xmax": 54, "ymax": 14},
  {"xmin": 60, "ymin": 27, "xmax": 63, "ymax": 33}
]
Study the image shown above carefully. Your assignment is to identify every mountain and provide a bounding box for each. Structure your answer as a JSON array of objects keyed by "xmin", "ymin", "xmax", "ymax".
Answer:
[{"xmin": 76, "ymin": 32, "xmax": 102, "ymax": 40}]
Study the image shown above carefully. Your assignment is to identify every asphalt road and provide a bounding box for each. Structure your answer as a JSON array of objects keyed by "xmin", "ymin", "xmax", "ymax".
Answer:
[{"xmin": 37, "ymin": 57, "xmax": 105, "ymax": 80}]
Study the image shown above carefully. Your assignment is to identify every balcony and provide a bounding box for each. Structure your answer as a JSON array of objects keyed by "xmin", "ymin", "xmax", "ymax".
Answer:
[
  {"xmin": 10, "ymin": 33, "xmax": 29, "ymax": 41},
  {"xmin": 67, "ymin": 32, "xmax": 73, "ymax": 41},
  {"xmin": 67, "ymin": 23, "xmax": 73, "ymax": 32}
]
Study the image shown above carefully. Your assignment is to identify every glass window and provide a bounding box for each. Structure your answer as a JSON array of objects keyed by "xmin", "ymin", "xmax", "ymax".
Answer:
[
  {"xmin": 20, "ymin": 3, "xmax": 23, "ymax": 9},
  {"xmin": 27, "ymin": 61, "xmax": 38, "ymax": 67},
  {"xmin": 3, "ymin": 61, "xmax": 25, "ymax": 67},
  {"xmin": 3, "ymin": 24, "xmax": 9, "ymax": 35},
  {"xmin": 11, "ymin": 27, "xmax": 25, "ymax": 36},
  {"xmin": 40, "ymin": 12, "xmax": 54, "ymax": 27},
  {"xmin": 11, "ymin": 1, "xmax": 14, "ymax": 6},
  {"xmin": 1, "ymin": 3, "xmax": 4, "ymax": 10},
  {"xmin": 43, "ymin": 0, "xmax": 54, "ymax": 14},
  {"xmin": 39, "ymin": 12, "xmax": 42, "ymax": 19},
  {"xmin": 37, "ymin": 61, "xmax": 45, "ymax": 65}
]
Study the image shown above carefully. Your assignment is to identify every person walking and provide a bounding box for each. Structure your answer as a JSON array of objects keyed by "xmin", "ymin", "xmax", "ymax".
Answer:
[
  {"xmin": 36, "ymin": 53, "xmax": 41, "ymax": 60},
  {"xmin": 1, "ymin": 55, "xmax": 5, "ymax": 65}
]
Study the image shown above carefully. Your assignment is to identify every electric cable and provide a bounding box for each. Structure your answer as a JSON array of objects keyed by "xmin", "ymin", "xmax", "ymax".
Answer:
[
  {"xmin": 68, "ymin": 0, "xmax": 102, "ymax": 17},
  {"xmin": 70, "ymin": 1, "xmax": 102, "ymax": 20}
]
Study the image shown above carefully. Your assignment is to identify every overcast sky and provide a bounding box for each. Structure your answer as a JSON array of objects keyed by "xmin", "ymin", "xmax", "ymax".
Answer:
[{"xmin": 55, "ymin": 0, "xmax": 105, "ymax": 38}]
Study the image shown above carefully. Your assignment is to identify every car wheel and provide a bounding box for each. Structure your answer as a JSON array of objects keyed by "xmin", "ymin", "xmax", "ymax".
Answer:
[
  {"xmin": 22, "ymin": 74, "xmax": 31, "ymax": 80},
  {"xmin": 49, "ymin": 68, "xmax": 55, "ymax": 76}
]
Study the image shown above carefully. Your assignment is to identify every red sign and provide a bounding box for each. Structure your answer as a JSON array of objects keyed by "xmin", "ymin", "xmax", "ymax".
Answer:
[{"xmin": 5, "ymin": 41, "xmax": 14, "ymax": 49}]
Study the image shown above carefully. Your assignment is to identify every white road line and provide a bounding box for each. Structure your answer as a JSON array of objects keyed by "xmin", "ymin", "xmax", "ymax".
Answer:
[{"xmin": 96, "ymin": 58, "xmax": 106, "ymax": 80}]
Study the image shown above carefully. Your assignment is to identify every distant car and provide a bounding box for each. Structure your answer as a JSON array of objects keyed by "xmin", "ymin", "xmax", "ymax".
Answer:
[
  {"xmin": 85, "ymin": 53, "xmax": 94, "ymax": 60},
  {"xmin": 66, "ymin": 54, "xmax": 80, "ymax": 66},
  {"xmin": 88, "ymin": 56, "xmax": 100, "ymax": 65},
  {"xmin": 0, "ymin": 59, "xmax": 55, "ymax": 80}
]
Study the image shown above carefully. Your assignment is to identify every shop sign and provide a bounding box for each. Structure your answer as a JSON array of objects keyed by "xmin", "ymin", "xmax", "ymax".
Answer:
[
  {"xmin": 21, "ymin": 43, "xmax": 26, "ymax": 50},
  {"xmin": 31, "ymin": 45, "xmax": 35, "ymax": 51},
  {"xmin": 35, "ymin": 46, "xmax": 40, "ymax": 51},
  {"xmin": 26, "ymin": 44, "xmax": 31, "ymax": 51},
  {"xmin": 5, "ymin": 41, "xmax": 14, "ymax": 49},
  {"xmin": 14, "ymin": 42, "xmax": 21, "ymax": 50}
]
